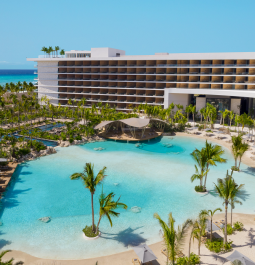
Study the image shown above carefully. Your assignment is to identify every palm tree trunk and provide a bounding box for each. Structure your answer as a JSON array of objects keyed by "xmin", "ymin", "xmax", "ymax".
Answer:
[
  {"xmin": 203, "ymin": 164, "xmax": 209, "ymax": 190},
  {"xmin": 210, "ymin": 217, "xmax": 213, "ymax": 241},
  {"xmin": 198, "ymin": 239, "xmax": 200, "ymax": 255},
  {"xmin": 224, "ymin": 201, "xmax": 228, "ymax": 244},
  {"xmin": 91, "ymin": 192, "xmax": 95, "ymax": 231},
  {"xmin": 188, "ymin": 233, "xmax": 192, "ymax": 258},
  {"xmin": 231, "ymin": 205, "xmax": 233, "ymax": 227},
  {"xmin": 95, "ymin": 215, "xmax": 102, "ymax": 234},
  {"xmin": 238, "ymin": 157, "xmax": 242, "ymax": 169}
]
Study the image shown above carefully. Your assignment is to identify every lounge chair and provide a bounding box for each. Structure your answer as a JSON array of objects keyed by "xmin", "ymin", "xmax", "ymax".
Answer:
[
  {"xmin": 161, "ymin": 248, "xmax": 167, "ymax": 257},
  {"xmin": 177, "ymin": 250, "xmax": 185, "ymax": 258},
  {"xmin": 132, "ymin": 258, "xmax": 141, "ymax": 265}
]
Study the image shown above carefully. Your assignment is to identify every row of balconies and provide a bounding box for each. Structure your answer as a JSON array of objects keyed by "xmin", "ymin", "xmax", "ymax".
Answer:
[
  {"xmin": 58, "ymin": 100, "xmax": 145, "ymax": 110},
  {"xmin": 57, "ymin": 69, "xmax": 255, "ymax": 75},
  {"xmin": 57, "ymin": 59, "xmax": 255, "ymax": 68},
  {"xmin": 57, "ymin": 75, "xmax": 255, "ymax": 83},
  {"xmin": 57, "ymin": 89, "xmax": 164, "ymax": 97},
  {"xmin": 55, "ymin": 82, "xmax": 254, "ymax": 90},
  {"xmin": 58, "ymin": 97, "xmax": 163, "ymax": 105}
]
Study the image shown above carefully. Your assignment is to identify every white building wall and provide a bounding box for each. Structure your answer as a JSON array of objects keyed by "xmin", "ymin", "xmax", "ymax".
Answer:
[
  {"xmin": 38, "ymin": 61, "xmax": 58, "ymax": 105},
  {"xmin": 196, "ymin": 97, "xmax": 206, "ymax": 111},
  {"xmin": 231, "ymin": 98, "xmax": 241, "ymax": 114},
  {"xmin": 165, "ymin": 93, "xmax": 190, "ymax": 110}
]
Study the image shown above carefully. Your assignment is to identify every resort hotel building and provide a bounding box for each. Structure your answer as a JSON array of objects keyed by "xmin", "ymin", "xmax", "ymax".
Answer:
[{"xmin": 28, "ymin": 48, "xmax": 255, "ymax": 118}]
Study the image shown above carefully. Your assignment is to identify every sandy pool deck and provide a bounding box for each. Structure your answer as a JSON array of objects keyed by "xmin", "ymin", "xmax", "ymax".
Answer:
[{"xmin": 3, "ymin": 132, "xmax": 255, "ymax": 265}]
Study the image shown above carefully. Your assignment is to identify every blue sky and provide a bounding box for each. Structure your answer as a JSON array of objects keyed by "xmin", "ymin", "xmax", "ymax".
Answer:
[{"xmin": 0, "ymin": 0, "xmax": 255, "ymax": 69}]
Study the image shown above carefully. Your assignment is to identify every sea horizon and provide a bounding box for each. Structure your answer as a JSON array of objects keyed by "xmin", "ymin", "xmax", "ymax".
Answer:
[{"xmin": 0, "ymin": 69, "xmax": 36, "ymax": 85}]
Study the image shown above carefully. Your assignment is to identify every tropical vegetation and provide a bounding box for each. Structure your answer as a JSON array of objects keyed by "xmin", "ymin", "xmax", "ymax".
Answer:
[{"xmin": 214, "ymin": 171, "xmax": 244, "ymax": 243}]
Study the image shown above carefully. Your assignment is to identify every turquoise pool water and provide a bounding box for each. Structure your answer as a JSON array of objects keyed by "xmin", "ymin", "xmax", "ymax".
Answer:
[{"xmin": 0, "ymin": 136, "xmax": 254, "ymax": 259}]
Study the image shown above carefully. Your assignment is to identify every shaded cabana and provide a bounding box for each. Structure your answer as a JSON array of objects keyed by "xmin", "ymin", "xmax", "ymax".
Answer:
[
  {"xmin": 94, "ymin": 118, "xmax": 168, "ymax": 139},
  {"xmin": 226, "ymin": 250, "xmax": 255, "ymax": 265}
]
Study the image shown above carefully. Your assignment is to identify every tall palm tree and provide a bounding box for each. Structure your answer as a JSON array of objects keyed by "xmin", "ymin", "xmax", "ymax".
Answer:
[
  {"xmin": 41, "ymin": 46, "xmax": 47, "ymax": 57},
  {"xmin": 229, "ymin": 183, "xmax": 244, "ymax": 226},
  {"xmin": 231, "ymin": 135, "xmax": 242, "ymax": 167},
  {"xmin": 192, "ymin": 210, "xmax": 207, "ymax": 256},
  {"xmin": 60, "ymin": 49, "xmax": 65, "ymax": 56},
  {"xmin": 95, "ymin": 189, "xmax": 127, "ymax": 234},
  {"xmin": 214, "ymin": 171, "xmax": 243, "ymax": 243},
  {"xmin": 206, "ymin": 208, "xmax": 222, "ymax": 241},
  {"xmin": 154, "ymin": 212, "xmax": 191, "ymax": 265},
  {"xmin": 238, "ymin": 142, "xmax": 249, "ymax": 169},
  {"xmin": 191, "ymin": 148, "xmax": 208, "ymax": 188},
  {"xmin": 55, "ymin": 46, "xmax": 60, "ymax": 57},
  {"xmin": 203, "ymin": 140, "xmax": 227, "ymax": 190},
  {"xmin": 70, "ymin": 163, "xmax": 106, "ymax": 232}
]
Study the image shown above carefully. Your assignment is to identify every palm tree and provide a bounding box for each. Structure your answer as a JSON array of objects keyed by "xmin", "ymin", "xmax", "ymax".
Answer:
[
  {"xmin": 55, "ymin": 46, "xmax": 60, "ymax": 57},
  {"xmin": 70, "ymin": 163, "xmax": 106, "ymax": 232},
  {"xmin": 95, "ymin": 189, "xmax": 127, "ymax": 234},
  {"xmin": 214, "ymin": 171, "xmax": 243, "ymax": 243},
  {"xmin": 231, "ymin": 135, "xmax": 242, "ymax": 167},
  {"xmin": 154, "ymin": 212, "xmax": 191, "ymax": 265},
  {"xmin": 48, "ymin": 46, "xmax": 53, "ymax": 57},
  {"xmin": 238, "ymin": 142, "xmax": 249, "ymax": 169},
  {"xmin": 60, "ymin": 49, "xmax": 65, "ymax": 56},
  {"xmin": 229, "ymin": 111, "xmax": 235, "ymax": 129},
  {"xmin": 203, "ymin": 140, "xmax": 227, "ymax": 190},
  {"xmin": 192, "ymin": 210, "xmax": 207, "ymax": 256},
  {"xmin": 191, "ymin": 105, "xmax": 196, "ymax": 126},
  {"xmin": 206, "ymin": 208, "xmax": 222, "ymax": 241},
  {"xmin": 229, "ymin": 183, "xmax": 244, "ymax": 226},
  {"xmin": 191, "ymin": 148, "xmax": 208, "ymax": 188},
  {"xmin": 41, "ymin": 46, "xmax": 47, "ymax": 57}
]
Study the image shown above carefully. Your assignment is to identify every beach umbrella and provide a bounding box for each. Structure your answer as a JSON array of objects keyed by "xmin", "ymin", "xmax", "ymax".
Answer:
[
  {"xmin": 206, "ymin": 220, "xmax": 220, "ymax": 232},
  {"xmin": 226, "ymin": 250, "xmax": 255, "ymax": 265},
  {"xmin": 190, "ymin": 126, "xmax": 198, "ymax": 130},
  {"xmin": 204, "ymin": 128, "xmax": 211, "ymax": 132},
  {"xmin": 132, "ymin": 244, "xmax": 157, "ymax": 264},
  {"xmin": 0, "ymin": 158, "xmax": 7, "ymax": 162},
  {"xmin": 216, "ymin": 131, "xmax": 225, "ymax": 134}
]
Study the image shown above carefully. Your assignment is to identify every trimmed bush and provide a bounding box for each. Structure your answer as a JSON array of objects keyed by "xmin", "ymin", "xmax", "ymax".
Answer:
[
  {"xmin": 83, "ymin": 225, "xmax": 99, "ymax": 238},
  {"xmin": 233, "ymin": 221, "xmax": 244, "ymax": 231},
  {"xmin": 195, "ymin": 185, "xmax": 206, "ymax": 192},
  {"xmin": 231, "ymin": 166, "xmax": 239, "ymax": 172},
  {"xmin": 177, "ymin": 253, "xmax": 200, "ymax": 265},
  {"xmin": 205, "ymin": 238, "xmax": 233, "ymax": 253},
  {"xmin": 223, "ymin": 224, "xmax": 234, "ymax": 235}
]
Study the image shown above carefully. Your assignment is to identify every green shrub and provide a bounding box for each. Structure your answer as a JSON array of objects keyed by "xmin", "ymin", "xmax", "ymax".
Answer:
[
  {"xmin": 231, "ymin": 166, "xmax": 239, "ymax": 172},
  {"xmin": 176, "ymin": 253, "xmax": 200, "ymax": 265},
  {"xmin": 75, "ymin": 134, "xmax": 82, "ymax": 140},
  {"xmin": 233, "ymin": 221, "xmax": 243, "ymax": 231},
  {"xmin": 223, "ymin": 224, "xmax": 234, "ymax": 235},
  {"xmin": 14, "ymin": 147, "xmax": 31, "ymax": 158},
  {"xmin": 30, "ymin": 140, "xmax": 47, "ymax": 152},
  {"xmin": 205, "ymin": 238, "xmax": 233, "ymax": 253},
  {"xmin": 198, "ymin": 125, "xmax": 204, "ymax": 131},
  {"xmin": 83, "ymin": 225, "xmax": 99, "ymax": 238},
  {"xmin": 69, "ymin": 137, "xmax": 74, "ymax": 143},
  {"xmin": 205, "ymin": 238, "xmax": 223, "ymax": 253},
  {"xmin": 195, "ymin": 185, "xmax": 206, "ymax": 192},
  {"xmin": 224, "ymin": 240, "xmax": 233, "ymax": 251}
]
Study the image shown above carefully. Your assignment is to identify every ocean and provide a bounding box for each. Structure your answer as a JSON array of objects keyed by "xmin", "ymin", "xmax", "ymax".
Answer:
[{"xmin": 0, "ymin": 69, "xmax": 36, "ymax": 85}]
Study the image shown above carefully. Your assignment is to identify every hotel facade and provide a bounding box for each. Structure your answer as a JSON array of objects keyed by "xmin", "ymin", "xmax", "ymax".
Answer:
[{"xmin": 28, "ymin": 48, "xmax": 255, "ymax": 117}]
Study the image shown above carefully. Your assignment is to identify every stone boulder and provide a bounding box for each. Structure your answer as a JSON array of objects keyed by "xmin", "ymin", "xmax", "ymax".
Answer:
[{"xmin": 38, "ymin": 216, "xmax": 51, "ymax": 223}]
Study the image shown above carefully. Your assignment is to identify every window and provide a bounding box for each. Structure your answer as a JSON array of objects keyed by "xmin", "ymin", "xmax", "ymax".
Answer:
[{"xmin": 116, "ymin": 53, "xmax": 120, "ymax": 57}]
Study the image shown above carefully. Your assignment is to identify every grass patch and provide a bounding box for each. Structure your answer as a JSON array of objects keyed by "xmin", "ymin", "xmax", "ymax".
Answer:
[
  {"xmin": 195, "ymin": 185, "xmax": 206, "ymax": 192},
  {"xmin": 83, "ymin": 225, "xmax": 99, "ymax": 238}
]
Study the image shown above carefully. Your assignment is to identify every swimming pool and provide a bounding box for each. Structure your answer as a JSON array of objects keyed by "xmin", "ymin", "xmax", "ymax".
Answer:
[{"xmin": 0, "ymin": 136, "xmax": 254, "ymax": 259}]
